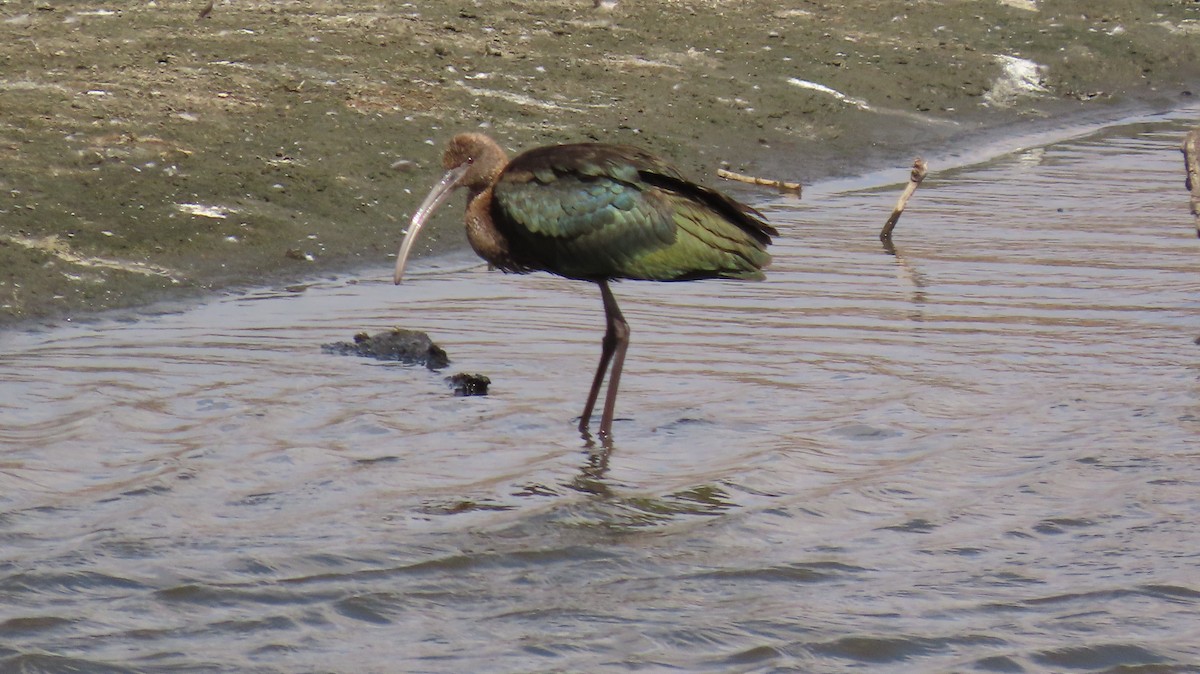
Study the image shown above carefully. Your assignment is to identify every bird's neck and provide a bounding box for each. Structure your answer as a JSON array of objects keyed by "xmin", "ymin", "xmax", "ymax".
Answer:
[{"xmin": 464, "ymin": 186, "xmax": 512, "ymax": 268}]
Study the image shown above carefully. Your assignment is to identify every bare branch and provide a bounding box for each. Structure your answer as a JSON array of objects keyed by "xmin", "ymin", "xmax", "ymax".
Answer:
[
  {"xmin": 880, "ymin": 158, "xmax": 927, "ymax": 241},
  {"xmin": 716, "ymin": 168, "xmax": 802, "ymax": 195}
]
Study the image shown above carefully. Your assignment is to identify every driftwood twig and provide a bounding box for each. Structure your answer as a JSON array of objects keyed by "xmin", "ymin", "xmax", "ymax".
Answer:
[
  {"xmin": 716, "ymin": 168, "xmax": 802, "ymax": 195},
  {"xmin": 1182, "ymin": 128, "xmax": 1200, "ymax": 239},
  {"xmin": 880, "ymin": 158, "xmax": 927, "ymax": 241}
]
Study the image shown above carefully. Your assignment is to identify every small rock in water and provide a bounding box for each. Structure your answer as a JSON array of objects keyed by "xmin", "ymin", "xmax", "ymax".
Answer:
[
  {"xmin": 321, "ymin": 328, "xmax": 450, "ymax": 370},
  {"xmin": 447, "ymin": 372, "xmax": 490, "ymax": 396}
]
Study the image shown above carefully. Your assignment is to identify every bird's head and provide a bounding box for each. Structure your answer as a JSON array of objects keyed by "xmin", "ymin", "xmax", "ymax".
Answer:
[
  {"xmin": 394, "ymin": 133, "xmax": 508, "ymax": 284},
  {"xmin": 442, "ymin": 133, "xmax": 508, "ymax": 190}
]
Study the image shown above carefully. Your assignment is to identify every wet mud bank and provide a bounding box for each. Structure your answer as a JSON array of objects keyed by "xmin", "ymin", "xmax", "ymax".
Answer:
[{"xmin": 1, "ymin": 0, "xmax": 1197, "ymax": 326}]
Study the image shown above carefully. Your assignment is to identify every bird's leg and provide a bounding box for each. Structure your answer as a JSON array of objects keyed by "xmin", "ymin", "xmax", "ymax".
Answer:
[
  {"xmin": 597, "ymin": 281, "xmax": 630, "ymax": 439},
  {"xmin": 578, "ymin": 280, "xmax": 629, "ymax": 438},
  {"xmin": 578, "ymin": 281, "xmax": 616, "ymax": 434}
]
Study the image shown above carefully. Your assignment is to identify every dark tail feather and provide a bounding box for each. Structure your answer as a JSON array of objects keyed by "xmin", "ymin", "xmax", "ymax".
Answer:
[{"xmin": 637, "ymin": 170, "xmax": 778, "ymax": 246}]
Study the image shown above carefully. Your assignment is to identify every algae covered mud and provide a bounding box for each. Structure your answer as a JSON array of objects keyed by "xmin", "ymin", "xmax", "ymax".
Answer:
[{"xmin": 1, "ymin": 0, "xmax": 1198, "ymax": 324}]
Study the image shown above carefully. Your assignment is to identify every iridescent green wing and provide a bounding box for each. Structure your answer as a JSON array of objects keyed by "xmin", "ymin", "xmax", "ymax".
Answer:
[{"xmin": 493, "ymin": 143, "xmax": 775, "ymax": 281}]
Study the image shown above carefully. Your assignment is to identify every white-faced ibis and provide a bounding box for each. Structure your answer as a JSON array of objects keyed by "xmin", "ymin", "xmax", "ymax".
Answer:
[{"xmin": 394, "ymin": 133, "xmax": 777, "ymax": 439}]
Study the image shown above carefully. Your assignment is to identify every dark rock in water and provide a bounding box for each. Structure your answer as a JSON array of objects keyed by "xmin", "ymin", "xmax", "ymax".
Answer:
[
  {"xmin": 321, "ymin": 328, "xmax": 450, "ymax": 370},
  {"xmin": 447, "ymin": 373, "xmax": 490, "ymax": 397},
  {"xmin": 322, "ymin": 331, "xmax": 491, "ymax": 394}
]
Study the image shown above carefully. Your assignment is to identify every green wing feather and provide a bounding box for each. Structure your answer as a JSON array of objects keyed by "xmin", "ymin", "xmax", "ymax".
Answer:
[{"xmin": 492, "ymin": 143, "xmax": 776, "ymax": 281}]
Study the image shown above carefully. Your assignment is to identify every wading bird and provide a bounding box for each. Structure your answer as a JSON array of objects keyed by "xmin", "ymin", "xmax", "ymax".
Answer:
[{"xmin": 394, "ymin": 133, "xmax": 777, "ymax": 440}]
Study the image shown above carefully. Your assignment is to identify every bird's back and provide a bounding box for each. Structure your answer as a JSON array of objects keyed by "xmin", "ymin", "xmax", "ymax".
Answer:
[{"xmin": 491, "ymin": 143, "xmax": 777, "ymax": 282}]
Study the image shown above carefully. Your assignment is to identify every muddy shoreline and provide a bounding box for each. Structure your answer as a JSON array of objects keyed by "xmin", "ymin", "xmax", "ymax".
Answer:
[{"xmin": 2, "ymin": 0, "xmax": 1197, "ymax": 327}]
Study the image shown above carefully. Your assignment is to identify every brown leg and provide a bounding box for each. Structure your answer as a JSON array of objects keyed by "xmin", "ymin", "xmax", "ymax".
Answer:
[
  {"xmin": 597, "ymin": 281, "xmax": 629, "ymax": 438},
  {"xmin": 578, "ymin": 280, "xmax": 629, "ymax": 438}
]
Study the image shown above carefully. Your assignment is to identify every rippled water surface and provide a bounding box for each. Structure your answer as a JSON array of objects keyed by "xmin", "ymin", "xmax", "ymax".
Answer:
[{"xmin": 2, "ymin": 112, "xmax": 1199, "ymax": 673}]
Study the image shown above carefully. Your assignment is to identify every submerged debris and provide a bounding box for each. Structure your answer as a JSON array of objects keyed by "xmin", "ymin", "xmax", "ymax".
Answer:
[
  {"xmin": 322, "ymin": 330, "xmax": 492, "ymax": 394},
  {"xmin": 321, "ymin": 328, "xmax": 449, "ymax": 370},
  {"xmin": 447, "ymin": 372, "xmax": 490, "ymax": 397}
]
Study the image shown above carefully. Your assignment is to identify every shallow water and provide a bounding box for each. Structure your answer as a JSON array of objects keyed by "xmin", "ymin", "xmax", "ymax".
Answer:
[{"xmin": 2, "ymin": 110, "xmax": 1198, "ymax": 673}]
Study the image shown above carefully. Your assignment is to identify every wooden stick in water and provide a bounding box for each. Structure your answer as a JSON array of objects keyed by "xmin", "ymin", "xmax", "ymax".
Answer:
[
  {"xmin": 880, "ymin": 158, "xmax": 927, "ymax": 241},
  {"xmin": 716, "ymin": 168, "xmax": 802, "ymax": 195},
  {"xmin": 1182, "ymin": 128, "xmax": 1200, "ymax": 239}
]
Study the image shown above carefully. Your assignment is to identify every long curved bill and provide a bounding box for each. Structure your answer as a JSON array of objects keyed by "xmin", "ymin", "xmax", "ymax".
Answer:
[{"xmin": 393, "ymin": 164, "xmax": 469, "ymax": 284}]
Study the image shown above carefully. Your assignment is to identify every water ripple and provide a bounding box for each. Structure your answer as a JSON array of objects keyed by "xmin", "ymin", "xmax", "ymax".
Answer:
[{"xmin": 1, "ymin": 110, "xmax": 1199, "ymax": 672}]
